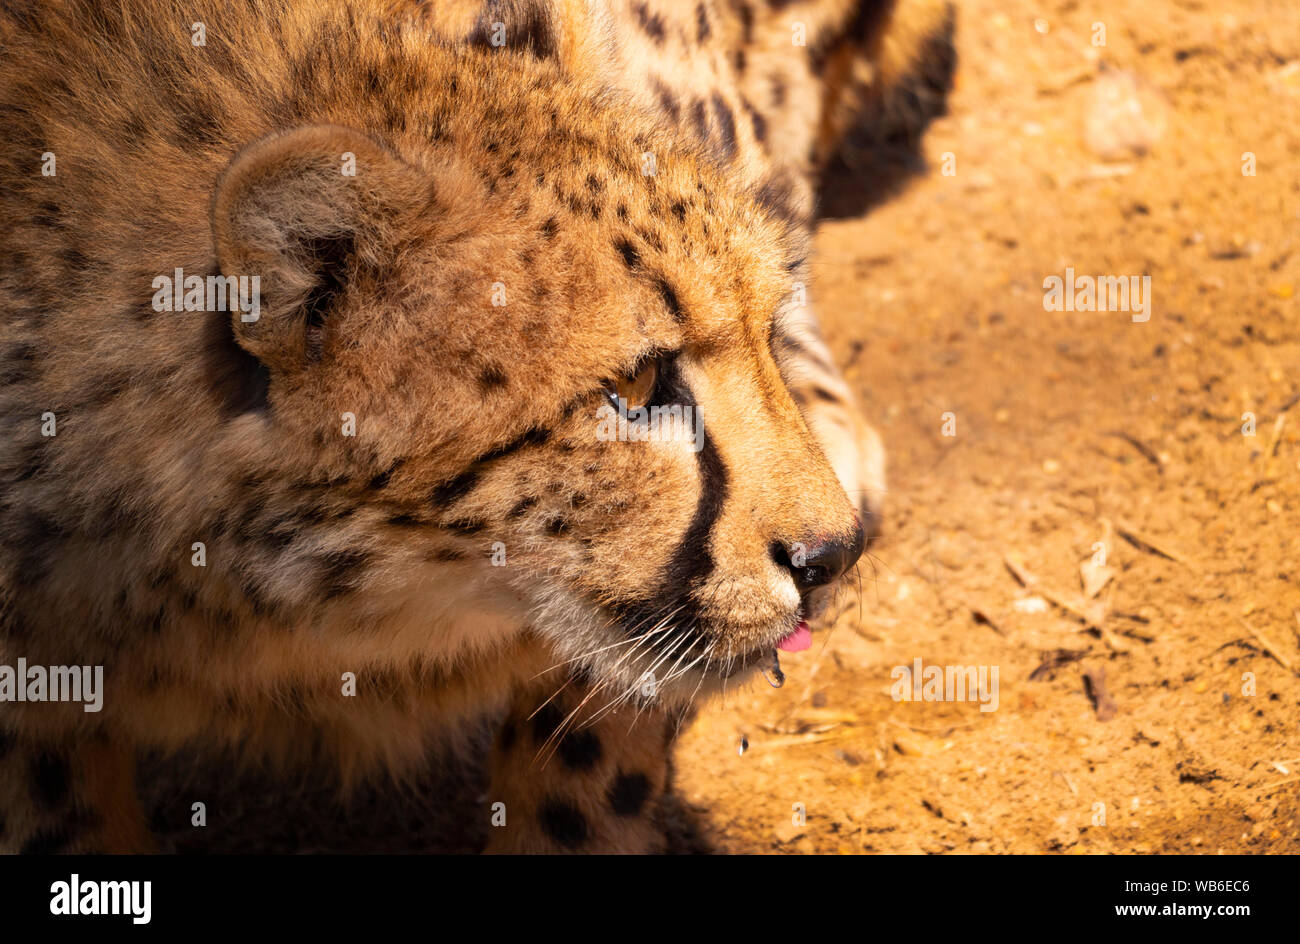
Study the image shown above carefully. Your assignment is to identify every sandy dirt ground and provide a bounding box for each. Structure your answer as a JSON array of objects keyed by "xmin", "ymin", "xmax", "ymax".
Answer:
[{"xmin": 671, "ymin": 0, "xmax": 1300, "ymax": 854}]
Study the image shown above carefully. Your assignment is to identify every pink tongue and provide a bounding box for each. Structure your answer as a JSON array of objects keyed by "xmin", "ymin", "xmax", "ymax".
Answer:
[{"xmin": 777, "ymin": 621, "xmax": 812, "ymax": 653}]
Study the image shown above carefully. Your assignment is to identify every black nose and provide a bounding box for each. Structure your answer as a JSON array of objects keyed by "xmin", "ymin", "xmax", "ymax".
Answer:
[{"xmin": 772, "ymin": 523, "xmax": 866, "ymax": 592}]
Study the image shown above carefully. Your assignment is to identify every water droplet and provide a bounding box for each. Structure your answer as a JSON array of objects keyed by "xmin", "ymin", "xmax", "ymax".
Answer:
[{"xmin": 762, "ymin": 651, "xmax": 785, "ymax": 688}]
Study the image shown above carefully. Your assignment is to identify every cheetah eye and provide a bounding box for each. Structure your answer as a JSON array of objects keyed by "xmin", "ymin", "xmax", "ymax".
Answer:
[{"xmin": 605, "ymin": 356, "xmax": 661, "ymax": 419}]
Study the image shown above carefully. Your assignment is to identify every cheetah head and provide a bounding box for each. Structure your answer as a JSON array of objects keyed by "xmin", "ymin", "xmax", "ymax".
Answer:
[{"xmin": 209, "ymin": 47, "xmax": 862, "ymax": 709}]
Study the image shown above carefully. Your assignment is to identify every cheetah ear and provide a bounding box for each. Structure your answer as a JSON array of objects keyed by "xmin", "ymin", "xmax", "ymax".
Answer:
[{"xmin": 211, "ymin": 124, "xmax": 428, "ymax": 369}]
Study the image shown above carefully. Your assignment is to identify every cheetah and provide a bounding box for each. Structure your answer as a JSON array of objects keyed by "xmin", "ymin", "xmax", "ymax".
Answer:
[{"xmin": 0, "ymin": 0, "xmax": 953, "ymax": 853}]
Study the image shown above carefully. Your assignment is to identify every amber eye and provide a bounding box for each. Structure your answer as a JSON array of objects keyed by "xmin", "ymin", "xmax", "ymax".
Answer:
[{"xmin": 606, "ymin": 357, "xmax": 660, "ymax": 417}]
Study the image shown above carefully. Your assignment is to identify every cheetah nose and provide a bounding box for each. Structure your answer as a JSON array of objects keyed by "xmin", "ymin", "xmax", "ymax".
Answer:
[{"xmin": 772, "ymin": 523, "xmax": 866, "ymax": 592}]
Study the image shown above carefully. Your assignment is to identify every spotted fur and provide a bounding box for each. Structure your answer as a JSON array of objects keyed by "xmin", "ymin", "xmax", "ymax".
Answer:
[{"xmin": 0, "ymin": 0, "xmax": 952, "ymax": 853}]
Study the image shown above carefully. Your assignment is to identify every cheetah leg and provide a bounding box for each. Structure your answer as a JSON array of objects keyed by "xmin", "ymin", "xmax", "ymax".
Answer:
[
  {"xmin": 0, "ymin": 732, "xmax": 153, "ymax": 854},
  {"xmin": 484, "ymin": 674, "xmax": 676, "ymax": 854},
  {"xmin": 775, "ymin": 302, "xmax": 887, "ymax": 532}
]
